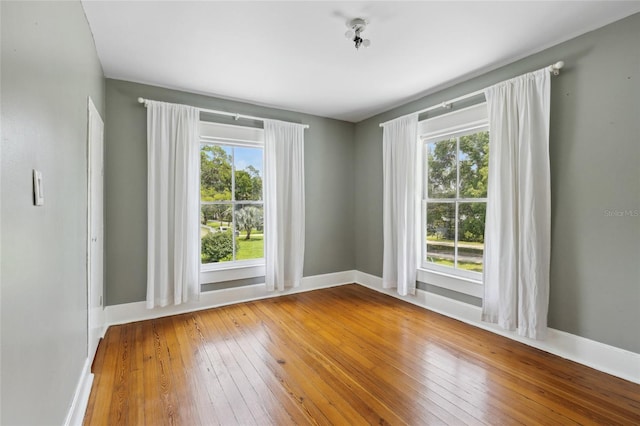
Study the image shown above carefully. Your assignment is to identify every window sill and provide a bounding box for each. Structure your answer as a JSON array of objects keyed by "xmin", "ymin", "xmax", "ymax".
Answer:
[
  {"xmin": 417, "ymin": 268, "xmax": 483, "ymax": 298},
  {"xmin": 200, "ymin": 262, "xmax": 265, "ymax": 284}
]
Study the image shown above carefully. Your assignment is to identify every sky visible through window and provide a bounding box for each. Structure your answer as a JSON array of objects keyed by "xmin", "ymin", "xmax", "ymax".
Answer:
[
  {"xmin": 200, "ymin": 143, "xmax": 264, "ymax": 264},
  {"xmin": 234, "ymin": 147, "xmax": 262, "ymax": 175},
  {"xmin": 424, "ymin": 130, "xmax": 488, "ymax": 275}
]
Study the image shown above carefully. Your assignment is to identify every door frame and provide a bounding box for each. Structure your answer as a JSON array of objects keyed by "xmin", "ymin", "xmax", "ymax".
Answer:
[{"xmin": 87, "ymin": 96, "xmax": 105, "ymax": 361}]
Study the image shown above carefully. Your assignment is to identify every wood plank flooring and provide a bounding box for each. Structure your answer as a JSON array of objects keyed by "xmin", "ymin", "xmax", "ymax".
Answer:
[{"xmin": 84, "ymin": 284, "xmax": 640, "ymax": 425}]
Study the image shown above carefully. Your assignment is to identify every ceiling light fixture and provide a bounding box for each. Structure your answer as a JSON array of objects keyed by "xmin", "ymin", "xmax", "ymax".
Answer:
[{"xmin": 345, "ymin": 18, "xmax": 370, "ymax": 50}]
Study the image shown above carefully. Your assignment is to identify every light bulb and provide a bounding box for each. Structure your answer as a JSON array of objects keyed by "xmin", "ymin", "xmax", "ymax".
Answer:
[
  {"xmin": 345, "ymin": 30, "xmax": 354, "ymax": 40},
  {"xmin": 362, "ymin": 39, "xmax": 371, "ymax": 48}
]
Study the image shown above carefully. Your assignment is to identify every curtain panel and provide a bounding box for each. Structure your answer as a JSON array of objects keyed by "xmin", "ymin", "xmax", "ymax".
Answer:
[
  {"xmin": 482, "ymin": 69, "xmax": 551, "ymax": 339},
  {"xmin": 264, "ymin": 120, "xmax": 306, "ymax": 291},
  {"xmin": 382, "ymin": 113, "xmax": 420, "ymax": 296},
  {"xmin": 146, "ymin": 101, "xmax": 200, "ymax": 308}
]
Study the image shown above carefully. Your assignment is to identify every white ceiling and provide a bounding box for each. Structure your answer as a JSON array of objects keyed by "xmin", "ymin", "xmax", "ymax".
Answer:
[{"xmin": 82, "ymin": 1, "xmax": 640, "ymax": 122}]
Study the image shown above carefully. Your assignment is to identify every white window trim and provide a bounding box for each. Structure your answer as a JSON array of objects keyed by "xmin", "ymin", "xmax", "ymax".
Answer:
[
  {"xmin": 201, "ymin": 121, "xmax": 264, "ymax": 143},
  {"xmin": 418, "ymin": 102, "xmax": 487, "ymax": 138},
  {"xmin": 419, "ymin": 102, "xmax": 488, "ymax": 297},
  {"xmin": 199, "ymin": 121, "xmax": 265, "ymax": 285},
  {"xmin": 200, "ymin": 262, "xmax": 265, "ymax": 284},
  {"xmin": 417, "ymin": 267, "xmax": 483, "ymax": 298}
]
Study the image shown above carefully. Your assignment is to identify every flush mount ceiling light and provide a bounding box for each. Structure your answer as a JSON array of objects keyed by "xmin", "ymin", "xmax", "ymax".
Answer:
[{"xmin": 345, "ymin": 18, "xmax": 370, "ymax": 50}]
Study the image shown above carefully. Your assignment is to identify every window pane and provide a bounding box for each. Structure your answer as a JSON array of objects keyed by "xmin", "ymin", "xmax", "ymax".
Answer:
[
  {"xmin": 426, "ymin": 203, "xmax": 455, "ymax": 268},
  {"xmin": 234, "ymin": 147, "xmax": 263, "ymax": 201},
  {"xmin": 234, "ymin": 204, "xmax": 264, "ymax": 260},
  {"xmin": 427, "ymin": 138, "xmax": 457, "ymax": 198},
  {"xmin": 457, "ymin": 202, "xmax": 486, "ymax": 273},
  {"xmin": 459, "ymin": 131, "xmax": 489, "ymax": 198},
  {"xmin": 201, "ymin": 203, "xmax": 233, "ymax": 230},
  {"xmin": 201, "ymin": 205, "xmax": 234, "ymax": 264},
  {"xmin": 200, "ymin": 145, "xmax": 232, "ymax": 201}
]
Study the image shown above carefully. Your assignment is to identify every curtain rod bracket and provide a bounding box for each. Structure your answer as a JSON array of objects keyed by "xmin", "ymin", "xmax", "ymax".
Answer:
[{"xmin": 548, "ymin": 61, "xmax": 564, "ymax": 76}]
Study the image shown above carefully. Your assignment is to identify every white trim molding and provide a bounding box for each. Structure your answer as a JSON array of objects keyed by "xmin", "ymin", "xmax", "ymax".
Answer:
[
  {"xmin": 105, "ymin": 270, "xmax": 356, "ymax": 326},
  {"xmin": 69, "ymin": 268, "xmax": 639, "ymax": 425},
  {"xmin": 100, "ymin": 269, "xmax": 638, "ymax": 385},
  {"xmin": 355, "ymin": 270, "xmax": 640, "ymax": 384},
  {"xmin": 63, "ymin": 358, "xmax": 94, "ymax": 426},
  {"xmin": 200, "ymin": 263, "xmax": 265, "ymax": 284},
  {"xmin": 417, "ymin": 267, "xmax": 483, "ymax": 298}
]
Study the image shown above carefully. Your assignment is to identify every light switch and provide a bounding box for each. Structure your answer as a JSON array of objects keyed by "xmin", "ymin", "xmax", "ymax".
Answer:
[{"xmin": 33, "ymin": 169, "xmax": 44, "ymax": 206}]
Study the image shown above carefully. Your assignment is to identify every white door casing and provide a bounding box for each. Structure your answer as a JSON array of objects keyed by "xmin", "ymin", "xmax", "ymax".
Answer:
[{"xmin": 87, "ymin": 97, "xmax": 104, "ymax": 361}]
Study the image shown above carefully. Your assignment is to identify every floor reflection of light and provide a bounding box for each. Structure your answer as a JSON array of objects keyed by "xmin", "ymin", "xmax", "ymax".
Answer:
[{"xmin": 419, "ymin": 343, "xmax": 493, "ymax": 418}]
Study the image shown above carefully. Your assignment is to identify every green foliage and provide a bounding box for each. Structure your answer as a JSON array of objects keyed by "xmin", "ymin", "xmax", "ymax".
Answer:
[
  {"xmin": 427, "ymin": 138, "xmax": 457, "ymax": 198},
  {"xmin": 201, "ymin": 231, "xmax": 234, "ymax": 263},
  {"xmin": 200, "ymin": 145, "xmax": 232, "ymax": 200},
  {"xmin": 426, "ymin": 131, "xmax": 489, "ymax": 244},
  {"xmin": 426, "ymin": 203, "xmax": 455, "ymax": 240},
  {"xmin": 201, "ymin": 201, "xmax": 232, "ymax": 226},
  {"xmin": 200, "ymin": 144, "xmax": 264, "ymax": 262},
  {"xmin": 459, "ymin": 132, "xmax": 489, "ymax": 198},
  {"xmin": 200, "ymin": 144, "xmax": 263, "ymax": 202},
  {"xmin": 201, "ymin": 204, "xmax": 225, "ymax": 225},
  {"xmin": 458, "ymin": 202, "xmax": 486, "ymax": 243},
  {"xmin": 246, "ymin": 165, "xmax": 263, "ymax": 200},
  {"xmin": 235, "ymin": 206, "xmax": 263, "ymax": 240},
  {"xmin": 234, "ymin": 167, "xmax": 262, "ymax": 200}
]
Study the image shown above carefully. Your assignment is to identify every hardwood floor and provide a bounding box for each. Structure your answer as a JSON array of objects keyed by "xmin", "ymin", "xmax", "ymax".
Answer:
[{"xmin": 84, "ymin": 284, "xmax": 640, "ymax": 425}]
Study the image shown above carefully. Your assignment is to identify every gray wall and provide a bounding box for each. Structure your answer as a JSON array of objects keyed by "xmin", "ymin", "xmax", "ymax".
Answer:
[
  {"xmin": 1, "ymin": 10, "xmax": 635, "ymax": 425},
  {"xmin": 354, "ymin": 13, "xmax": 640, "ymax": 353},
  {"xmin": 105, "ymin": 79, "xmax": 355, "ymax": 305},
  {"xmin": 1, "ymin": 1, "xmax": 105, "ymax": 424}
]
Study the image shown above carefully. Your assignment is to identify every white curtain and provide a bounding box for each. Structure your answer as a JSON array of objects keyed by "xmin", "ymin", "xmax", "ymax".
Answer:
[
  {"xmin": 264, "ymin": 120, "xmax": 305, "ymax": 291},
  {"xmin": 146, "ymin": 101, "xmax": 200, "ymax": 308},
  {"xmin": 482, "ymin": 69, "xmax": 551, "ymax": 339},
  {"xmin": 382, "ymin": 114, "xmax": 420, "ymax": 296}
]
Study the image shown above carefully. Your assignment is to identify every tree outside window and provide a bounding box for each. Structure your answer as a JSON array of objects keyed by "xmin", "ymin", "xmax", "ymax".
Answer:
[
  {"xmin": 200, "ymin": 143, "xmax": 264, "ymax": 264},
  {"xmin": 424, "ymin": 129, "xmax": 489, "ymax": 276}
]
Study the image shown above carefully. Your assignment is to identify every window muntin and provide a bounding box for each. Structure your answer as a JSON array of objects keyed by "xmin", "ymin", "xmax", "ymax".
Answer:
[
  {"xmin": 423, "ymin": 127, "xmax": 489, "ymax": 279},
  {"xmin": 200, "ymin": 140, "xmax": 264, "ymax": 267}
]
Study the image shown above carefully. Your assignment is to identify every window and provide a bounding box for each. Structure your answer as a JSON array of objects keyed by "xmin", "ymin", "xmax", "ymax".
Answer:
[
  {"xmin": 420, "ymin": 103, "xmax": 489, "ymax": 282},
  {"xmin": 199, "ymin": 122, "xmax": 264, "ymax": 272}
]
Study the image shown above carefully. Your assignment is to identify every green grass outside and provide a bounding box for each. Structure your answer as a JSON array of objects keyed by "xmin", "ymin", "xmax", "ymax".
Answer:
[
  {"xmin": 202, "ymin": 228, "xmax": 479, "ymax": 268},
  {"xmin": 428, "ymin": 257, "xmax": 483, "ymax": 273},
  {"xmin": 236, "ymin": 233, "xmax": 264, "ymax": 260},
  {"xmin": 200, "ymin": 226, "xmax": 264, "ymax": 263},
  {"xmin": 205, "ymin": 220, "xmax": 232, "ymax": 229},
  {"xmin": 426, "ymin": 236, "xmax": 484, "ymax": 248}
]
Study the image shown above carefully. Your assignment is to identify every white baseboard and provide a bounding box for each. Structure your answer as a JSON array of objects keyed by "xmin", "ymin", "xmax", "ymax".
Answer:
[
  {"xmin": 63, "ymin": 357, "xmax": 94, "ymax": 426},
  {"xmin": 355, "ymin": 270, "xmax": 640, "ymax": 384},
  {"xmin": 105, "ymin": 270, "xmax": 356, "ymax": 327},
  {"xmin": 71, "ymin": 267, "xmax": 638, "ymax": 426},
  {"xmin": 101, "ymin": 268, "xmax": 639, "ymax": 385}
]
